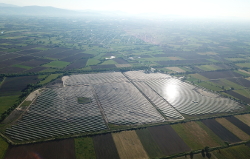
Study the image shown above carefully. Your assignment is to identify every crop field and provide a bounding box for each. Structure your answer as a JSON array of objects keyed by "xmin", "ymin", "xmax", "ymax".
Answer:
[
  {"xmin": 24, "ymin": 66, "xmax": 47, "ymax": 73},
  {"xmin": 64, "ymin": 59, "xmax": 88, "ymax": 70},
  {"xmin": 0, "ymin": 137, "xmax": 8, "ymax": 159},
  {"xmin": 196, "ymin": 64, "xmax": 221, "ymax": 71},
  {"xmin": 21, "ymin": 59, "xmax": 52, "ymax": 67},
  {"xmin": 112, "ymin": 131, "xmax": 148, "ymax": 159},
  {"xmin": 148, "ymin": 125, "xmax": 191, "ymax": 156},
  {"xmin": 202, "ymin": 119, "xmax": 241, "ymax": 143},
  {"xmin": 0, "ymin": 95, "xmax": 19, "ymax": 115},
  {"xmin": 136, "ymin": 128, "xmax": 164, "ymax": 158},
  {"xmin": 199, "ymin": 70, "xmax": 242, "ymax": 79},
  {"xmin": 0, "ymin": 76, "xmax": 39, "ymax": 96},
  {"xmin": 213, "ymin": 144, "xmax": 250, "ymax": 159},
  {"xmin": 90, "ymin": 64, "xmax": 116, "ymax": 69},
  {"xmin": 227, "ymin": 77, "xmax": 250, "ymax": 87},
  {"xmin": 33, "ymin": 48, "xmax": 68, "ymax": 57},
  {"xmin": 46, "ymin": 49, "xmax": 80, "ymax": 59},
  {"xmin": 157, "ymin": 59, "xmax": 208, "ymax": 66},
  {"xmin": 115, "ymin": 64, "xmax": 131, "ymax": 68},
  {"xmin": 236, "ymin": 63, "xmax": 250, "ymax": 68},
  {"xmin": 42, "ymin": 60, "xmax": 70, "ymax": 68},
  {"xmin": 75, "ymin": 137, "xmax": 96, "ymax": 159},
  {"xmin": 0, "ymin": 67, "xmax": 26, "ymax": 74},
  {"xmin": 16, "ymin": 49, "xmax": 41, "ymax": 55},
  {"xmin": 113, "ymin": 58, "xmax": 128, "ymax": 64},
  {"xmin": 235, "ymin": 114, "xmax": 250, "ymax": 126},
  {"xmin": 214, "ymin": 79, "xmax": 245, "ymax": 90},
  {"xmin": 166, "ymin": 67, "xmax": 186, "ymax": 73},
  {"xmin": 4, "ymin": 139, "xmax": 75, "ymax": 159},
  {"xmin": 215, "ymin": 118, "xmax": 250, "ymax": 141},
  {"xmin": 39, "ymin": 74, "xmax": 61, "ymax": 85},
  {"xmin": 225, "ymin": 116, "xmax": 250, "ymax": 135},
  {"xmin": 225, "ymin": 90, "xmax": 250, "ymax": 103},
  {"xmin": 61, "ymin": 53, "xmax": 93, "ymax": 62},
  {"xmin": 172, "ymin": 121, "xmax": 221, "ymax": 150},
  {"xmin": 93, "ymin": 134, "xmax": 119, "ymax": 159},
  {"xmin": 0, "ymin": 53, "xmax": 20, "ymax": 61}
]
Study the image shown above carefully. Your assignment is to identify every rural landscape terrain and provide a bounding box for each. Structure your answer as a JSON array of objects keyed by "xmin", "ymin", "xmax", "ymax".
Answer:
[{"xmin": 1, "ymin": 4, "xmax": 250, "ymax": 159}]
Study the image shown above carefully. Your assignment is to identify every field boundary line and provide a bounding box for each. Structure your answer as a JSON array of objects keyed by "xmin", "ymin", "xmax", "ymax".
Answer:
[
  {"xmin": 91, "ymin": 85, "xmax": 110, "ymax": 130},
  {"xmin": 143, "ymin": 81, "xmax": 185, "ymax": 120},
  {"xmin": 0, "ymin": 77, "xmax": 6, "ymax": 87}
]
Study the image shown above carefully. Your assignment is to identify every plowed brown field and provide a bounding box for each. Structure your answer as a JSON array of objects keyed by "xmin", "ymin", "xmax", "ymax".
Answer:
[
  {"xmin": 4, "ymin": 139, "xmax": 75, "ymax": 159},
  {"xmin": 148, "ymin": 125, "xmax": 190, "ymax": 156},
  {"xmin": 235, "ymin": 114, "xmax": 250, "ymax": 126},
  {"xmin": 216, "ymin": 118, "xmax": 250, "ymax": 141}
]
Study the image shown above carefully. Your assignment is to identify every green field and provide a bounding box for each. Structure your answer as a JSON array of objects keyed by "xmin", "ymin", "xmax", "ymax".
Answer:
[
  {"xmin": 12, "ymin": 64, "xmax": 33, "ymax": 70},
  {"xmin": 226, "ymin": 58, "xmax": 247, "ymax": 62},
  {"xmin": 40, "ymin": 68, "xmax": 58, "ymax": 73},
  {"xmin": 190, "ymin": 74, "xmax": 209, "ymax": 81},
  {"xmin": 20, "ymin": 101, "xmax": 32, "ymax": 108},
  {"xmin": 38, "ymin": 75, "xmax": 48, "ymax": 79},
  {"xmin": 0, "ymin": 137, "xmax": 8, "ymax": 159},
  {"xmin": 101, "ymin": 60, "xmax": 117, "ymax": 65},
  {"xmin": 34, "ymin": 47, "xmax": 50, "ymax": 50},
  {"xmin": 43, "ymin": 61, "xmax": 70, "ymax": 68},
  {"xmin": 74, "ymin": 137, "xmax": 96, "ymax": 159},
  {"xmin": 233, "ymin": 89, "xmax": 250, "ymax": 98},
  {"xmin": 213, "ymin": 145, "xmax": 250, "ymax": 159},
  {"xmin": 77, "ymin": 97, "xmax": 91, "ymax": 104},
  {"xmin": 0, "ymin": 95, "xmax": 19, "ymax": 115},
  {"xmin": 86, "ymin": 58, "xmax": 100, "ymax": 66},
  {"xmin": 218, "ymin": 79, "xmax": 244, "ymax": 90},
  {"xmin": 236, "ymin": 63, "xmax": 250, "ymax": 68},
  {"xmin": 196, "ymin": 65, "xmax": 220, "ymax": 71},
  {"xmin": 39, "ymin": 74, "xmax": 61, "ymax": 85}
]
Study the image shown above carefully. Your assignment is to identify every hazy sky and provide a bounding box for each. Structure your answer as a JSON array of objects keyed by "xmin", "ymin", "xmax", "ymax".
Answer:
[{"xmin": 1, "ymin": 0, "xmax": 250, "ymax": 18}]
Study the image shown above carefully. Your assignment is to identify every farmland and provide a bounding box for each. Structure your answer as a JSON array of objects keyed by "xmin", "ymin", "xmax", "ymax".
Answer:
[
  {"xmin": 148, "ymin": 125, "xmax": 190, "ymax": 156},
  {"xmin": 235, "ymin": 114, "xmax": 250, "ymax": 126},
  {"xmin": 1, "ymin": 13, "xmax": 250, "ymax": 159},
  {"xmin": 4, "ymin": 139, "xmax": 75, "ymax": 159},
  {"xmin": 215, "ymin": 118, "xmax": 250, "ymax": 141},
  {"xmin": 75, "ymin": 137, "xmax": 96, "ymax": 159},
  {"xmin": 136, "ymin": 128, "xmax": 164, "ymax": 158},
  {"xmin": 93, "ymin": 134, "xmax": 119, "ymax": 159},
  {"xmin": 202, "ymin": 119, "xmax": 241, "ymax": 143},
  {"xmin": 172, "ymin": 121, "xmax": 221, "ymax": 150},
  {"xmin": 112, "ymin": 131, "xmax": 148, "ymax": 159}
]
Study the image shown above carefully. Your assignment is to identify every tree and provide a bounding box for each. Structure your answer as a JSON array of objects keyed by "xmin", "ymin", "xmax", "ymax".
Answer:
[
  {"xmin": 190, "ymin": 151, "xmax": 194, "ymax": 159},
  {"xmin": 206, "ymin": 152, "xmax": 211, "ymax": 159},
  {"xmin": 201, "ymin": 149, "xmax": 205, "ymax": 158}
]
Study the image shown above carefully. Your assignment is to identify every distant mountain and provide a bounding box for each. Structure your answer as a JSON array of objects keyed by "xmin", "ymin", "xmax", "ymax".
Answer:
[
  {"xmin": 0, "ymin": 3, "xmax": 19, "ymax": 7},
  {"xmin": 0, "ymin": 4, "xmax": 86, "ymax": 17}
]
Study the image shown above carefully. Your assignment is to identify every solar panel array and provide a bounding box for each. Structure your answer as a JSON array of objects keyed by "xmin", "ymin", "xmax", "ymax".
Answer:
[
  {"xmin": 133, "ymin": 81, "xmax": 183, "ymax": 119},
  {"xmin": 6, "ymin": 86, "xmax": 107, "ymax": 141},
  {"xmin": 5, "ymin": 71, "xmax": 243, "ymax": 141},
  {"xmin": 146, "ymin": 78, "xmax": 242, "ymax": 115},
  {"xmin": 94, "ymin": 82, "xmax": 165, "ymax": 125},
  {"xmin": 64, "ymin": 72, "xmax": 128, "ymax": 85}
]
